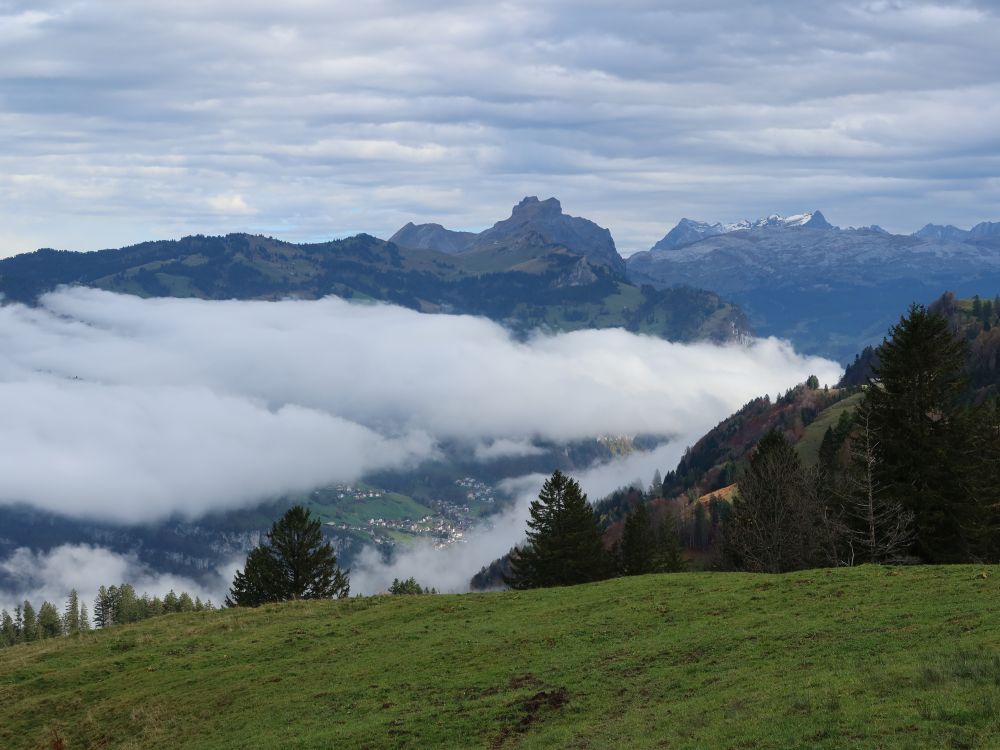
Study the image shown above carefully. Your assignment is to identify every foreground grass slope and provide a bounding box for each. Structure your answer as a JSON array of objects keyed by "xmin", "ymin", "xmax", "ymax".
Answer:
[{"xmin": 2, "ymin": 566, "xmax": 999, "ymax": 749}]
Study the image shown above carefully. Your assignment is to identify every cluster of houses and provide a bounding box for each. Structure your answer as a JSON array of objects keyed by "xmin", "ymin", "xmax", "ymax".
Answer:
[
  {"xmin": 323, "ymin": 484, "xmax": 487, "ymax": 550},
  {"xmin": 455, "ymin": 477, "xmax": 496, "ymax": 504},
  {"xmin": 331, "ymin": 484, "xmax": 385, "ymax": 501}
]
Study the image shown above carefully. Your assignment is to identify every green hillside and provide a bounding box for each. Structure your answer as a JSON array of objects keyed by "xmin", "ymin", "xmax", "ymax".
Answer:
[
  {"xmin": 3, "ymin": 566, "xmax": 1000, "ymax": 749},
  {"xmin": 796, "ymin": 391, "xmax": 864, "ymax": 466}
]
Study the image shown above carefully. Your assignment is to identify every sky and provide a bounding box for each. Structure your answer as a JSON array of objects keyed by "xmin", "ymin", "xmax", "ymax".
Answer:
[
  {"xmin": 2, "ymin": 0, "xmax": 999, "ymax": 257},
  {"xmin": 0, "ymin": 289, "xmax": 841, "ymax": 606}
]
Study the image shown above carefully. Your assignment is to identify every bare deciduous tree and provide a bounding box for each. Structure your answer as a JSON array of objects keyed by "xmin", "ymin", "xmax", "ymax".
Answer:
[{"xmin": 835, "ymin": 412, "xmax": 915, "ymax": 565}]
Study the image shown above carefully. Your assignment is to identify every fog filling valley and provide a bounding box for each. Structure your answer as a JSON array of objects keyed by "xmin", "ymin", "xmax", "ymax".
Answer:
[{"xmin": 0, "ymin": 288, "xmax": 841, "ymax": 606}]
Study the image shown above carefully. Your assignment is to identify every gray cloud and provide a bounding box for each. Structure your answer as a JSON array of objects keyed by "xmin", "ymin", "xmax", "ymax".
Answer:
[
  {"xmin": 1, "ymin": 1, "xmax": 999, "ymax": 256},
  {"xmin": 0, "ymin": 288, "xmax": 841, "ymax": 524}
]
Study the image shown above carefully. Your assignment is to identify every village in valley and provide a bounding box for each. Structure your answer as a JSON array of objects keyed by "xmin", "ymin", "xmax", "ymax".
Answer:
[{"xmin": 317, "ymin": 478, "xmax": 499, "ymax": 550}]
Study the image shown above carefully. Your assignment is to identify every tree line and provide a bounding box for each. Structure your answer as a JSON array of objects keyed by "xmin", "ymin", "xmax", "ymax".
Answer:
[{"xmin": 1, "ymin": 586, "xmax": 213, "ymax": 649}]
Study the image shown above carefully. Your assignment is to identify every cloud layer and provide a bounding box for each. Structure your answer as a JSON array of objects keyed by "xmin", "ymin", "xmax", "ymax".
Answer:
[
  {"xmin": 0, "ymin": 288, "xmax": 841, "ymax": 524},
  {"xmin": 1, "ymin": 1, "xmax": 999, "ymax": 256}
]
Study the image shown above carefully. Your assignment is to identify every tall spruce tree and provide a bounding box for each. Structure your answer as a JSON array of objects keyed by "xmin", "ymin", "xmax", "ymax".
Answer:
[
  {"xmin": 64, "ymin": 590, "xmax": 81, "ymax": 634},
  {"xmin": 504, "ymin": 470, "xmax": 609, "ymax": 589},
  {"xmin": 227, "ymin": 505, "xmax": 350, "ymax": 606},
  {"xmin": 864, "ymin": 303, "xmax": 976, "ymax": 561}
]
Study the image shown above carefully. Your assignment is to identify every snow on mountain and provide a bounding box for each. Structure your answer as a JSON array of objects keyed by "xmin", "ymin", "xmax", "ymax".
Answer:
[
  {"xmin": 628, "ymin": 214, "xmax": 1000, "ymax": 361},
  {"xmin": 651, "ymin": 210, "xmax": 833, "ymax": 251}
]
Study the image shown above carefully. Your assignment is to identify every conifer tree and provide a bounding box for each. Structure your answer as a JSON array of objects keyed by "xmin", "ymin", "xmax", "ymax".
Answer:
[
  {"xmin": 650, "ymin": 469, "xmax": 663, "ymax": 497},
  {"xmin": 504, "ymin": 470, "xmax": 610, "ymax": 589},
  {"xmin": 21, "ymin": 601, "xmax": 38, "ymax": 643},
  {"xmin": 228, "ymin": 505, "xmax": 350, "ymax": 606},
  {"xmin": 37, "ymin": 602, "xmax": 63, "ymax": 639},
  {"xmin": 79, "ymin": 602, "xmax": 91, "ymax": 632},
  {"xmin": 0, "ymin": 610, "xmax": 15, "ymax": 647},
  {"xmin": 864, "ymin": 303, "xmax": 976, "ymax": 561},
  {"xmin": 115, "ymin": 584, "xmax": 139, "ymax": 624},
  {"xmin": 619, "ymin": 502, "xmax": 686, "ymax": 575},
  {"xmin": 64, "ymin": 590, "xmax": 81, "ymax": 634},
  {"xmin": 619, "ymin": 502, "xmax": 657, "ymax": 575},
  {"xmin": 93, "ymin": 586, "xmax": 112, "ymax": 628},
  {"xmin": 652, "ymin": 512, "xmax": 686, "ymax": 573}
]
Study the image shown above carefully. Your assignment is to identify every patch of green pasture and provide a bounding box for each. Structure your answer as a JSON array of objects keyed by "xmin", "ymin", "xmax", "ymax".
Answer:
[
  {"xmin": 797, "ymin": 391, "xmax": 864, "ymax": 466},
  {"xmin": 2, "ymin": 566, "xmax": 998, "ymax": 749}
]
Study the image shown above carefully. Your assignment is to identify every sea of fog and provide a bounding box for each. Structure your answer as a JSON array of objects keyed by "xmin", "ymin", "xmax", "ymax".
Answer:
[{"xmin": 0, "ymin": 289, "xmax": 842, "ymax": 606}]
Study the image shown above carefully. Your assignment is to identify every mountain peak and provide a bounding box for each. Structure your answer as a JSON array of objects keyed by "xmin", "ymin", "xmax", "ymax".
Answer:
[
  {"xmin": 480, "ymin": 197, "xmax": 624, "ymax": 277},
  {"xmin": 801, "ymin": 210, "xmax": 832, "ymax": 229},
  {"xmin": 512, "ymin": 196, "xmax": 563, "ymax": 218}
]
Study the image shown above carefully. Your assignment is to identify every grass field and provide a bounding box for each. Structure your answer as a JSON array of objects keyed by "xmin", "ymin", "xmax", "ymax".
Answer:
[{"xmin": 2, "ymin": 566, "xmax": 999, "ymax": 749}]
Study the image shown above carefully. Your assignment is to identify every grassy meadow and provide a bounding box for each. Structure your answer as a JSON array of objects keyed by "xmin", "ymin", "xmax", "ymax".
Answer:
[{"xmin": 2, "ymin": 565, "xmax": 999, "ymax": 749}]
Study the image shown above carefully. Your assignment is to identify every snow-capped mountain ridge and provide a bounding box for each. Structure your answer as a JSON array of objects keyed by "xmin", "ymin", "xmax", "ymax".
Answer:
[
  {"xmin": 651, "ymin": 211, "xmax": 833, "ymax": 252},
  {"xmin": 628, "ymin": 213, "xmax": 1000, "ymax": 362}
]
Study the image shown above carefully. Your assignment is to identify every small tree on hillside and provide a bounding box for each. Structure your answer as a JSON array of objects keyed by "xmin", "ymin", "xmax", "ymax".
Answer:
[
  {"xmin": 504, "ymin": 470, "xmax": 609, "ymax": 589},
  {"xmin": 227, "ymin": 505, "xmax": 350, "ymax": 607}
]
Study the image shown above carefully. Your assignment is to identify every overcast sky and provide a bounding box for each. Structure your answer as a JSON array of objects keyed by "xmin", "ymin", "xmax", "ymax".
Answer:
[{"xmin": 2, "ymin": 0, "xmax": 998, "ymax": 257}]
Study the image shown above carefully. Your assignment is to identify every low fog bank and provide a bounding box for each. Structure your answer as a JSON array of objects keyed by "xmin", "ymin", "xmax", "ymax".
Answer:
[{"xmin": 0, "ymin": 288, "xmax": 841, "ymax": 525}]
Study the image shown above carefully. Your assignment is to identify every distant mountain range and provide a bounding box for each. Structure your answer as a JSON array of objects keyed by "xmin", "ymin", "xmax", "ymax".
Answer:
[
  {"xmin": 628, "ymin": 212, "xmax": 1000, "ymax": 361},
  {"xmin": 0, "ymin": 198, "xmax": 747, "ymax": 344},
  {"xmin": 913, "ymin": 221, "xmax": 1000, "ymax": 242},
  {"xmin": 5, "ymin": 197, "xmax": 1000, "ymax": 362}
]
